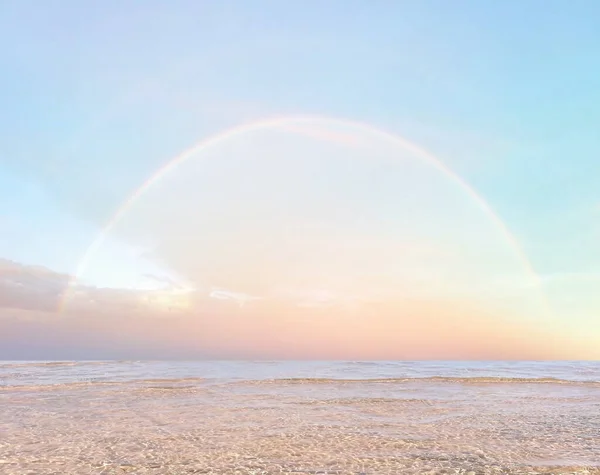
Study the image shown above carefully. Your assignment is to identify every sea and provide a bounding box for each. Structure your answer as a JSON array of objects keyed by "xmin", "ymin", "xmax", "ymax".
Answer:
[{"xmin": 1, "ymin": 361, "xmax": 599, "ymax": 474}]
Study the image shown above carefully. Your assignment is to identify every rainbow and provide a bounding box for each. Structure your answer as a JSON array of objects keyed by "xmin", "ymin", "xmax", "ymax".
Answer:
[{"xmin": 58, "ymin": 114, "xmax": 545, "ymax": 314}]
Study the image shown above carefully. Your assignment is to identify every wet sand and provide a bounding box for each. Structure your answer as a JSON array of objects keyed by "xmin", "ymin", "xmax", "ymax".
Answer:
[{"xmin": 1, "ymin": 375, "xmax": 599, "ymax": 474}]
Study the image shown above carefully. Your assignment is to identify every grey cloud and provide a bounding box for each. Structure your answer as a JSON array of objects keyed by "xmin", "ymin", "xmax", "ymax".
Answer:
[
  {"xmin": 0, "ymin": 258, "xmax": 188, "ymax": 316},
  {"xmin": 0, "ymin": 258, "xmax": 71, "ymax": 312}
]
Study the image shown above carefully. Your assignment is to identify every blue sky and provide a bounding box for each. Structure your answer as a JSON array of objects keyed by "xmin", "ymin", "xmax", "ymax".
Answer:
[{"xmin": 1, "ymin": 0, "xmax": 599, "ymax": 345}]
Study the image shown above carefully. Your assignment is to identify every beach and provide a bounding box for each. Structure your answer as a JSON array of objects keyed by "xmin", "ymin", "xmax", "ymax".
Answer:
[{"xmin": 1, "ymin": 361, "xmax": 599, "ymax": 474}]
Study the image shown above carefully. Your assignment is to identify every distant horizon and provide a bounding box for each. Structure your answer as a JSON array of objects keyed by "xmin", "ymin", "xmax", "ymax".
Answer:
[{"xmin": 1, "ymin": 359, "xmax": 595, "ymax": 362}]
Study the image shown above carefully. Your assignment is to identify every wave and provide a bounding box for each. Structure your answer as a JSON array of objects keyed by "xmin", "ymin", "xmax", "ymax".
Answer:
[
  {"xmin": 0, "ymin": 381, "xmax": 126, "ymax": 391},
  {"xmin": 135, "ymin": 377, "xmax": 205, "ymax": 384},
  {"xmin": 242, "ymin": 376, "xmax": 600, "ymax": 385},
  {"xmin": 296, "ymin": 397, "xmax": 433, "ymax": 405},
  {"xmin": 0, "ymin": 361, "xmax": 113, "ymax": 369},
  {"xmin": 133, "ymin": 385, "xmax": 199, "ymax": 392},
  {"xmin": 1, "ymin": 369, "xmax": 599, "ymax": 388},
  {"xmin": 2, "ymin": 375, "xmax": 598, "ymax": 390},
  {"xmin": 0, "ymin": 377, "xmax": 206, "ymax": 390}
]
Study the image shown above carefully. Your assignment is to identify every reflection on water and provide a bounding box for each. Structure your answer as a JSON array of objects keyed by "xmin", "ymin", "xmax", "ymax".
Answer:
[{"xmin": 1, "ymin": 361, "xmax": 599, "ymax": 474}]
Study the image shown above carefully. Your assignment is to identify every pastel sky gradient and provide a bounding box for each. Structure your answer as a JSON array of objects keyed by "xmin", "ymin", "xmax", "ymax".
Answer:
[{"xmin": 1, "ymin": 0, "xmax": 599, "ymax": 359}]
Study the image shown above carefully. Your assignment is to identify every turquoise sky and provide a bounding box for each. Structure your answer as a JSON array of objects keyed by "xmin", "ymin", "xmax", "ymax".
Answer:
[{"xmin": 1, "ymin": 1, "xmax": 599, "ymax": 337}]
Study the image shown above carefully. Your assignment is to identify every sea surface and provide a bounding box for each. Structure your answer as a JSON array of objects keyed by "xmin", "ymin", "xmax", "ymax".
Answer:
[{"xmin": 1, "ymin": 361, "xmax": 599, "ymax": 474}]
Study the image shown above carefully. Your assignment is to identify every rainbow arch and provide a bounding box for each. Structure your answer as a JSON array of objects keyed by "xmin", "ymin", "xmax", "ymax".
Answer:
[{"xmin": 58, "ymin": 114, "xmax": 545, "ymax": 314}]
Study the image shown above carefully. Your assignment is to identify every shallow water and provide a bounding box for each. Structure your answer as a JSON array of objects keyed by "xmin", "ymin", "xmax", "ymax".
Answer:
[{"xmin": 1, "ymin": 361, "xmax": 599, "ymax": 474}]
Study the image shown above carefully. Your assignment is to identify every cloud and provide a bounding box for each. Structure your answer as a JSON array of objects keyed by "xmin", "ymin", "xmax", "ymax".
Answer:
[
  {"xmin": 1, "ymin": 258, "xmax": 597, "ymax": 360},
  {"xmin": 0, "ymin": 258, "xmax": 71, "ymax": 312},
  {"xmin": 208, "ymin": 288, "xmax": 262, "ymax": 307},
  {"xmin": 0, "ymin": 259, "xmax": 193, "ymax": 317},
  {"xmin": 142, "ymin": 273, "xmax": 186, "ymax": 289}
]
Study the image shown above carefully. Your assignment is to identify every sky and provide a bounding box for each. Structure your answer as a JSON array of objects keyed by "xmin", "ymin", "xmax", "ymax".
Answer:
[{"xmin": 0, "ymin": 0, "xmax": 599, "ymax": 359}]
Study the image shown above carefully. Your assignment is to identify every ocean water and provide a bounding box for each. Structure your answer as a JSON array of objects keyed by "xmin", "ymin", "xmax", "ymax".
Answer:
[{"xmin": 1, "ymin": 361, "xmax": 599, "ymax": 474}]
